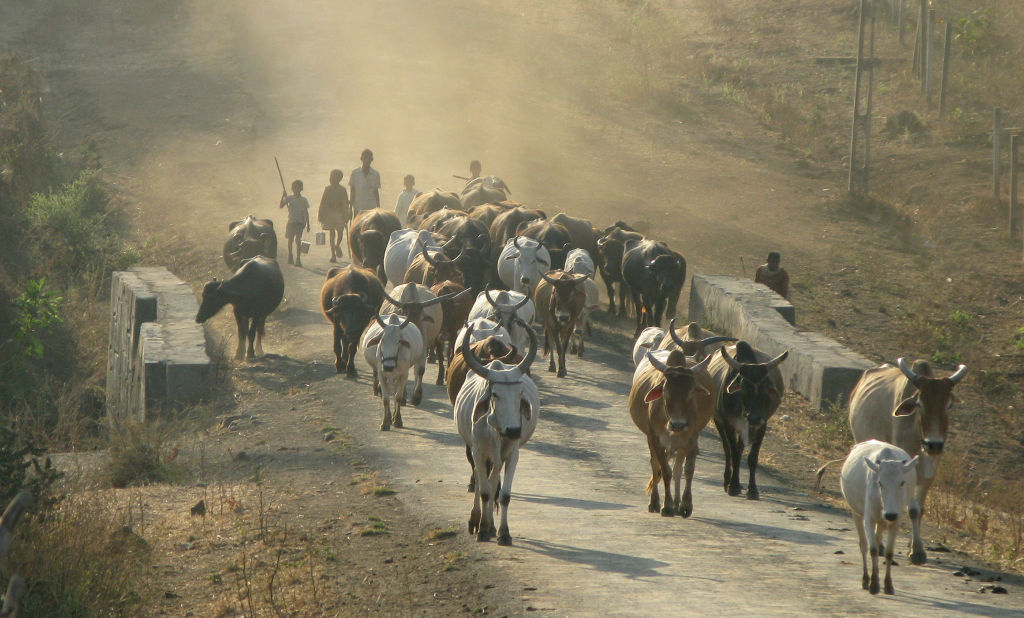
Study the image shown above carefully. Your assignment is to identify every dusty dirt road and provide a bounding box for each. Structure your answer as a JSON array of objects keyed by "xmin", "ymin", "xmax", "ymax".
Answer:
[{"xmin": 4, "ymin": 0, "xmax": 1024, "ymax": 614}]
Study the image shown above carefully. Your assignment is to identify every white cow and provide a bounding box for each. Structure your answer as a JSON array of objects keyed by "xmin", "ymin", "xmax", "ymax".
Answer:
[
  {"xmin": 564, "ymin": 248, "xmax": 596, "ymax": 279},
  {"xmin": 632, "ymin": 327, "xmax": 667, "ymax": 367},
  {"xmin": 382, "ymin": 283, "xmax": 462, "ymax": 392},
  {"xmin": 383, "ymin": 229, "xmax": 441, "ymax": 286},
  {"xmin": 453, "ymin": 317, "xmax": 512, "ymax": 354},
  {"xmin": 454, "ymin": 323, "xmax": 539, "ymax": 545},
  {"xmin": 468, "ymin": 289, "xmax": 536, "ymax": 357},
  {"xmin": 840, "ymin": 440, "xmax": 919, "ymax": 596},
  {"xmin": 360, "ymin": 313, "xmax": 425, "ymax": 431},
  {"xmin": 497, "ymin": 236, "xmax": 551, "ymax": 296},
  {"xmin": 564, "ymin": 248, "xmax": 599, "ymax": 355}
]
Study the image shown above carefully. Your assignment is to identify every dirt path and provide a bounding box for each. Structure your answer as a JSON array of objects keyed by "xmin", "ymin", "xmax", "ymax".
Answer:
[{"xmin": 5, "ymin": 0, "xmax": 1024, "ymax": 614}]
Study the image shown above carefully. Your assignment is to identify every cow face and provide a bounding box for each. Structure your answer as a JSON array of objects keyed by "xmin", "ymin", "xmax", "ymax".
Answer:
[
  {"xmin": 896, "ymin": 359, "xmax": 967, "ymax": 455},
  {"xmin": 506, "ymin": 237, "xmax": 550, "ymax": 293},
  {"xmin": 644, "ymin": 351, "xmax": 711, "ymax": 433},
  {"xmin": 865, "ymin": 455, "xmax": 919, "ymax": 522},
  {"xmin": 543, "ymin": 273, "xmax": 587, "ymax": 325},
  {"xmin": 721, "ymin": 345, "xmax": 788, "ymax": 431},
  {"xmin": 369, "ymin": 314, "xmax": 412, "ymax": 373},
  {"xmin": 327, "ymin": 294, "xmax": 373, "ymax": 338},
  {"xmin": 648, "ymin": 254, "xmax": 685, "ymax": 291},
  {"xmin": 473, "ymin": 375, "xmax": 533, "ymax": 440},
  {"xmin": 196, "ymin": 280, "xmax": 227, "ymax": 323}
]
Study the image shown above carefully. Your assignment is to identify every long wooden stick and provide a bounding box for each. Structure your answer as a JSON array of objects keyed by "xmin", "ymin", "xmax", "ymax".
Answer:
[{"xmin": 274, "ymin": 157, "xmax": 287, "ymax": 196}]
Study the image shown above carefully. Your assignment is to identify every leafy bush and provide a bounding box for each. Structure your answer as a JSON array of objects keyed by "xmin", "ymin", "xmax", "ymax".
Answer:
[{"xmin": 0, "ymin": 425, "xmax": 61, "ymax": 508}]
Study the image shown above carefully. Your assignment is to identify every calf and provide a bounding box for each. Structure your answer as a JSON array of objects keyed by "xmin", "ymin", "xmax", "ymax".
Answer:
[
  {"xmin": 707, "ymin": 342, "xmax": 788, "ymax": 500},
  {"xmin": 629, "ymin": 350, "xmax": 714, "ymax": 517},
  {"xmin": 454, "ymin": 324, "xmax": 539, "ymax": 545},
  {"xmin": 848, "ymin": 357, "xmax": 967, "ymax": 564},
  {"xmin": 196, "ymin": 256, "xmax": 284, "ymax": 361},
  {"xmin": 533, "ymin": 270, "xmax": 587, "ymax": 377},
  {"xmin": 840, "ymin": 440, "xmax": 919, "ymax": 595},
  {"xmin": 360, "ymin": 313, "xmax": 424, "ymax": 431},
  {"xmin": 320, "ymin": 265, "xmax": 386, "ymax": 375}
]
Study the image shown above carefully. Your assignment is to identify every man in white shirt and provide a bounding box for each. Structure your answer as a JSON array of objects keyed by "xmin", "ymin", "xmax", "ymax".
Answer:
[
  {"xmin": 349, "ymin": 148, "xmax": 381, "ymax": 213},
  {"xmin": 394, "ymin": 174, "xmax": 420, "ymax": 225}
]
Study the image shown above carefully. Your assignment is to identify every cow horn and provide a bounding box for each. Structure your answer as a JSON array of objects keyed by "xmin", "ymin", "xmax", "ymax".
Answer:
[
  {"xmin": 382, "ymin": 289, "xmax": 405, "ymax": 308},
  {"xmin": 540, "ymin": 270, "xmax": 561, "ymax": 286},
  {"xmin": 422, "ymin": 289, "xmax": 461, "ymax": 307},
  {"xmin": 596, "ymin": 236, "xmax": 607, "ymax": 247},
  {"xmin": 947, "ymin": 364, "xmax": 968, "ymax": 384},
  {"xmin": 691, "ymin": 354, "xmax": 712, "ymax": 373},
  {"xmin": 513, "ymin": 235, "xmax": 522, "ymax": 250},
  {"xmin": 513, "ymin": 292, "xmax": 531, "ymax": 310},
  {"xmin": 450, "ymin": 248, "xmax": 468, "ymax": 264},
  {"xmin": 668, "ymin": 318, "xmax": 687, "ymax": 348},
  {"xmin": 399, "ymin": 314, "xmax": 412, "ymax": 330},
  {"xmin": 460, "ymin": 324, "xmax": 491, "ymax": 380},
  {"xmin": 484, "ymin": 288, "xmax": 500, "ymax": 308},
  {"xmin": 720, "ymin": 346, "xmax": 743, "ymax": 371},
  {"xmin": 420, "ymin": 240, "xmax": 446, "ymax": 267},
  {"xmin": 764, "ymin": 350, "xmax": 789, "ymax": 370},
  {"xmin": 897, "ymin": 357, "xmax": 920, "ymax": 385},
  {"xmin": 645, "ymin": 350, "xmax": 670, "ymax": 373},
  {"xmin": 512, "ymin": 318, "xmax": 537, "ymax": 373},
  {"xmin": 701, "ymin": 335, "xmax": 738, "ymax": 346}
]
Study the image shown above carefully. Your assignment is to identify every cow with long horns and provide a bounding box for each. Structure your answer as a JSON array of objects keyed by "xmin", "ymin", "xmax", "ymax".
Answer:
[
  {"xmin": 404, "ymin": 237, "xmax": 464, "ymax": 287},
  {"xmin": 708, "ymin": 342, "xmax": 788, "ymax": 500},
  {"xmin": 361, "ymin": 312, "xmax": 424, "ymax": 431},
  {"xmin": 848, "ymin": 358, "xmax": 967, "ymax": 565},
  {"xmin": 629, "ymin": 349, "xmax": 715, "ymax": 517},
  {"xmin": 657, "ymin": 319, "xmax": 737, "ymax": 360},
  {"xmin": 381, "ymin": 283, "xmax": 466, "ymax": 394},
  {"xmin": 467, "ymin": 289, "xmax": 536, "ymax": 358},
  {"xmin": 497, "ymin": 236, "xmax": 551, "ymax": 296},
  {"xmin": 534, "ymin": 270, "xmax": 588, "ymax": 377},
  {"xmin": 454, "ymin": 321, "xmax": 539, "ymax": 544}
]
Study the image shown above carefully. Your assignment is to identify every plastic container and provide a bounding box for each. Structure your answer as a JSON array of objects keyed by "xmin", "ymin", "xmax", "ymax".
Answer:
[
  {"xmin": 315, "ymin": 231, "xmax": 327, "ymax": 245},
  {"xmin": 299, "ymin": 241, "xmax": 311, "ymax": 254}
]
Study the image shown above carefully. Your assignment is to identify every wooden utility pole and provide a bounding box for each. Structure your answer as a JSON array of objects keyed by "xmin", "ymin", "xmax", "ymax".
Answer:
[
  {"xmin": 994, "ymin": 107, "xmax": 1002, "ymax": 200},
  {"xmin": 848, "ymin": 0, "xmax": 877, "ymax": 194},
  {"xmin": 1011, "ymin": 134, "xmax": 1019, "ymax": 239},
  {"xmin": 939, "ymin": 22, "xmax": 952, "ymax": 116},
  {"xmin": 925, "ymin": 8, "xmax": 935, "ymax": 102}
]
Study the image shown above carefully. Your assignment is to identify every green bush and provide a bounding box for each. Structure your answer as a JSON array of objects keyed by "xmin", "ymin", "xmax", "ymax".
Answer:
[{"xmin": 0, "ymin": 424, "xmax": 61, "ymax": 508}]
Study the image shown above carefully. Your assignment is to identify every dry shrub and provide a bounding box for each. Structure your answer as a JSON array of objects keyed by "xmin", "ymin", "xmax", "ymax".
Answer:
[
  {"xmin": 5, "ymin": 493, "xmax": 149, "ymax": 616},
  {"xmin": 105, "ymin": 420, "xmax": 188, "ymax": 489}
]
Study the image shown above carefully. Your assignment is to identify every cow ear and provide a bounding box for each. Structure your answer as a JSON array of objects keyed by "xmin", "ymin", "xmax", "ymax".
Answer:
[
  {"xmin": 726, "ymin": 376, "xmax": 743, "ymax": 394},
  {"xmin": 949, "ymin": 393, "xmax": 962, "ymax": 407},
  {"xmin": 893, "ymin": 397, "xmax": 919, "ymax": 417},
  {"xmin": 505, "ymin": 253, "xmax": 520, "ymax": 260},
  {"xmin": 520, "ymin": 399, "xmax": 532, "ymax": 421},
  {"xmin": 865, "ymin": 458, "xmax": 880, "ymax": 473},
  {"xmin": 473, "ymin": 398, "xmax": 489, "ymax": 422},
  {"xmin": 366, "ymin": 336, "xmax": 382, "ymax": 348},
  {"xmin": 644, "ymin": 385, "xmax": 664, "ymax": 403}
]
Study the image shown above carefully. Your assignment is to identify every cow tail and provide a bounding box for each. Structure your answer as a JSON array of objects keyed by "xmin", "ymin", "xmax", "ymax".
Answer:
[
  {"xmin": 813, "ymin": 459, "xmax": 844, "ymax": 493},
  {"xmin": 645, "ymin": 471, "xmax": 659, "ymax": 495}
]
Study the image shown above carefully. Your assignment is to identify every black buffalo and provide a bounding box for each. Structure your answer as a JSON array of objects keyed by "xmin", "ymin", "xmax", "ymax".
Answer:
[
  {"xmin": 518, "ymin": 219, "xmax": 573, "ymax": 270},
  {"xmin": 349, "ymin": 209, "xmax": 402, "ymax": 284},
  {"xmin": 595, "ymin": 225, "xmax": 643, "ymax": 316},
  {"xmin": 223, "ymin": 215, "xmax": 277, "ymax": 272},
  {"xmin": 320, "ymin": 265, "xmax": 386, "ymax": 375},
  {"xmin": 621, "ymin": 239, "xmax": 686, "ymax": 338},
  {"xmin": 196, "ymin": 256, "xmax": 284, "ymax": 360}
]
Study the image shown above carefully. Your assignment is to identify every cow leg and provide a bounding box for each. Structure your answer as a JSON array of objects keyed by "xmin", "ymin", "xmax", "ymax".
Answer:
[
  {"xmin": 746, "ymin": 424, "xmax": 767, "ymax": 500},
  {"xmin": 231, "ymin": 310, "xmax": 247, "ymax": 360},
  {"xmin": 245, "ymin": 318, "xmax": 258, "ymax": 360},
  {"xmin": 476, "ymin": 451, "xmax": 497, "ymax": 542},
  {"xmin": 865, "ymin": 516, "xmax": 880, "ymax": 594},
  {"xmin": 883, "ymin": 523, "xmax": 898, "ymax": 594},
  {"xmin": 647, "ymin": 435, "xmax": 673, "ymax": 516},
  {"xmin": 434, "ymin": 340, "xmax": 446, "ymax": 385},
  {"xmin": 465, "ymin": 444, "xmax": 476, "ymax": 492},
  {"xmin": 679, "ymin": 443, "xmax": 698, "ymax": 518},
  {"xmin": 604, "ymin": 278, "xmax": 616, "ymax": 314},
  {"xmin": 469, "ymin": 470, "xmax": 482, "ymax": 535},
  {"xmin": 344, "ymin": 337, "xmax": 358, "ymax": 376},
  {"xmin": 646, "ymin": 452, "xmax": 661, "ymax": 513},
  {"xmin": 372, "ymin": 367, "xmax": 381, "ymax": 397},
  {"xmin": 496, "ymin": 446, "xmax": 519, "ymax": 545},
  {"xmin": 333, "ymin": 324, "xmax": 345, "ymax": 373},
  {"xmin": 393, "ymin": 373, "xmax": 405, "ymax": 428},
  {"xmin": 555, "ymin": 325, "xmax": 569, "ymax": 378},
  {"xmin": 653, "ymin": 296, "xmax": 667, "ymax": 328},
  {"xmin": 545, "ymin": 323, "xmax": 556, "ymax": 373},
  {"xmin": 380, "ymin": 397, "xmax": 392, "ymax": 431},
  {"xmin": 410, "ymin": 357, "xmax": 424, "ymax": 406},
  {"xmin": 671, "ymin": 449, "xmax": 684, "ymax": 515},
  {"xmin": 253, "ymin": 315, "xmax": 267, "ymax": 357},
  {"xmin": 618, "ymin": 282, "xmax": 628, "ymax": 317},
  {"xmin": 908, "ymin": 470, "xmax": 933, "ymax": 565},
  {"xmin": 714, "ymin": 418, "xmax": 742, "ymax": 495},
  {"xmin": 854, "ymin": 512, "xmax": 870, "ymax": 590}
]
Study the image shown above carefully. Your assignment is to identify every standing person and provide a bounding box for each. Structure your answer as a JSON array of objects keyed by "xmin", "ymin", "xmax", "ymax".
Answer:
[
  {"xmin": 349, "ymin": 148, "xmax": 381, "ymax": 214},
  {"xmin": 279, "ymin": 179, "xmax": 311, "ymax": 267},
  {"xmin": 318, "ymin": 169, "xmax": 350, "ymax": 262},
  {"xmin": 754, "ymin": 251, "xmax": 790, "ymax": 299},
  {"xmin": 393, "ymin": 174, "xmax": 420, "ymax": 225},
  {"xmin": 469, "ymin": 159, "xmax": 482, "ymax": 181}
]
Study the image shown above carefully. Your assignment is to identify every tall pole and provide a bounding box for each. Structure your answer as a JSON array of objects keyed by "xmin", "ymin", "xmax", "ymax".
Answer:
[
  {"xmin": 939, "ymin": 22, "xmax": 952, "ymax": 116},
  {"xmin": 918, "ymin": 0, "xmax": 927, "ymax": 80},
  {"xmin": 848, "ymin": 0, "xmax": 875, "ymax": 194},
  {"xmin": 1011, "ymin": 134, "xmax": 1019, "ymax": 239},
  {"xmin": 994, "ymin": 108, "xmax": 1002, "ymax": 200},
  {"xmin": 925, "ymin": 9, "xmax": 935, "ymax": 102},
  {"xmin": 898, "ymin": 0, "xmax": 906, "ymax": 46}
]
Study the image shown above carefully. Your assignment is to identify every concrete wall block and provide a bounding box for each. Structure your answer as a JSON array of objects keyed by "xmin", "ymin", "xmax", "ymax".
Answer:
[{"xmin": 689, "ymin": 274, "xmax": 873, "ymax": 410}]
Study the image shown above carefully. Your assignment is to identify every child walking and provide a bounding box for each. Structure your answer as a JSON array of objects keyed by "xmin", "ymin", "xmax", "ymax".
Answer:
[
  {"xmin": 280, "ymin": 179, "xmax": 311, "ymax": 266},
  {"xmin": 318, "ymin": 169, "xmax": 350, "ymax": 262}
]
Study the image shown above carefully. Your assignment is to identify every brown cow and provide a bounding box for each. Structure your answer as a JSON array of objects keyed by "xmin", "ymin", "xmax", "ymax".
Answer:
[
  {"xmin": 533, "ymin": 270, "xmax": 587, "ymax": 377},
  {"xmin": 595, "ymin": 225, "xmax": 644, "ymax": 315},
  {"xmin": 430, "ymin": 280, "xmax": 474, "ymax": 379},
  {"xmin": 319, "ymin": 265, "xmax": 385, "ymax": 375},
  {"xmin": 467, "ymin": 202, "xmax": 515, "ymax": 228},
  {"xmin": 405, "ymin": 190, "xmax": 463, "ymax": 228},
  {"xmin": 489, "ymin": 206, "xmax": 546, "ymax": 260},
  {"xmin": 404, "ymin": 240, "xmax": 464, "ymax": 288},
  {"xmin": 628, "ymin": 350, "xmax": 714, "ymax": 517},
  {"xmin": 551, "ymin": 213, "xmax": 597, "ymax": 260},
  {"xmin": 348, "ymin": 209, "xmax": 401, "ymax": 283},
  {"xmin": 848, "ymin": 358, "xmax": 967, "ymax": 565}
]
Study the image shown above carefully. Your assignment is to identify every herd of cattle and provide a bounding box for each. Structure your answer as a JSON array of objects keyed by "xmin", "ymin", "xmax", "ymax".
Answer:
[{"xmin": 198, "ymin": 176, "xmax": 968, "ymax": 595}]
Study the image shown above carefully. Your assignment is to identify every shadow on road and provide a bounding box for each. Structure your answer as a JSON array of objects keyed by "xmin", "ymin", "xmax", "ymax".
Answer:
[
  {"xmin": 692, "ymin": 516, "xmax": 839, "ymax": 546},
  {"xmin": 515, "ymin": 493, "xmax": 632, "ymax": 511},
  {"xmin": 516, "ymin": 538, "xmax": 678, "ymax": 580}
]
